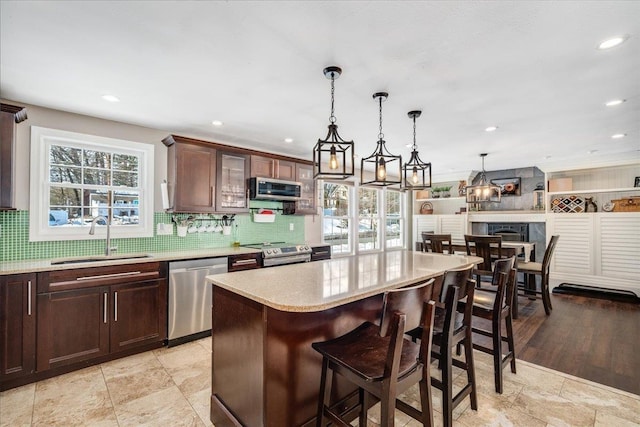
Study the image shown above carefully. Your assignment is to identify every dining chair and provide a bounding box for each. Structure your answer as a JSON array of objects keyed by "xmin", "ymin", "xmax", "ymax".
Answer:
[
  {"xmin": 464, "ymin": 234, "xmax": 502, "ymax": 287},
  {"xmin": 312, "ymin": 279, "xmax": 437, "ymax": 427},
  {"xmin": 516, "ymin": 235, "xmax": 560, "ymax": 315},
  {"xmin": 407, "ymin": 263, "xmax": 477, "ymax": 427},
  {"xmin": 421, "ymin": 232, "xmax": 453, "ymax": 254},
  {"xmin": 470, "ymin": 256, "xmax": 517, "ymax": 394}
]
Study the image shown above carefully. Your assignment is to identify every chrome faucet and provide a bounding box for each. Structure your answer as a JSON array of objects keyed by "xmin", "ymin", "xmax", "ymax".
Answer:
[{"xmin": 89, "ymin": 215, "xmax": 116, "ymax": 256}]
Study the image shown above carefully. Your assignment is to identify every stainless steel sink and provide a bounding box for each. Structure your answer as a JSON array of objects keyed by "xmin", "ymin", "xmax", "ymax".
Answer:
[{"xmin": 50, "ymin": 253, "xmax": 153, "ymax": 265}]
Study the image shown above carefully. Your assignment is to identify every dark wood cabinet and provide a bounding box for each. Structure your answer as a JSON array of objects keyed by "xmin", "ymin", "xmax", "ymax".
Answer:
[
  {"xmin": 228, "ymin": 253, "xmax": 261, "ymax": 271},
  {"xmin": 0, "ymin": 103, "xmax": 27, "ymax": 210},
  {"xmin": 0, "ymin": 274, "xmax": 36, "ymax": 383},
  {"xmin": 251, "ymin": 155, "xmax": 296, "ymax": 180},
  {"xmin": 36, "ymin": 262, "xmax": 167, "ymax": 372},
  {"xmin": 310, "ymin": 245, "xmax": 331, "ymax": 261},
  {"xmin": 216, "ymin": 151, "xmax": 250, "ymax": 213},
  {"xmin": 110, "ymin": 279, "xmax": 167, "ymax": 353},
  {"xmin": 295, "ymin": 163, "xmax": 316, "ymax": 215},
  {"xmin": 164, "ymin": 136, "xmax": 217, "ymax": 213}
]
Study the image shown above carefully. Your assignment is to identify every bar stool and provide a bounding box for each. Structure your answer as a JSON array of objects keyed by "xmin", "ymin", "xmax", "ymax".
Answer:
[
  {"xmin": 470, "ymin": 256, "xmax": 517, "ymax": 394},
  {"xmin": 516, "ymin": 235, "xmax": 560, "ymax": 315},
  {"xmin": 464, "ymin": 234, "xmax": 502, "ymax": 288},
  {"xmin": 421, "ymin": 233, "xmax": 453, "ymax": 254},
  {"xmin": 312, "ymin": 279, "xmax": 437, "ymax": 427},
  {"xmin": 407, "ymin": 263, "xmax": 477, "ymax": 427}
]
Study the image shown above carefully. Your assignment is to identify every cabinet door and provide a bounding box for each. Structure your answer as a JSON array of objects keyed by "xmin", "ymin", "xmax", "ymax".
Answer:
[
  {"xmin": 0, "ymin": 274, "xmax": 36, "ymax": 381},
  {"xmin": 216, "ymin": 151, "xmax": 250, "ymax": 212},
  {"xmin": 295, "ymin": 163, "xmax": 316, "ymax": 214},
  {"xmin": 174, "ymin": 142, "xmax": 217, "ymax": 212},
  {"xmin": 276, "ymin": 160, "xmax": 296, "ymax": 180},
  {"xmin": 251, "ymin": 155, "xmax": 275, "ymax": 178},
  {"xmin": 110, "ymin": 279, "xmax": 167, "ymax": 353},
  {"xmin": 37, "ymin": 286, "xmax": 110, "ymax": 371}
]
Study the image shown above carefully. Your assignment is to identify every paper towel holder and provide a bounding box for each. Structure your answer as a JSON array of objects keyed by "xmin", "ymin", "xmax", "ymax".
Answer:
[{"xmin": 161, "ymin": 180, "xmax": 171, "ymax": 210}]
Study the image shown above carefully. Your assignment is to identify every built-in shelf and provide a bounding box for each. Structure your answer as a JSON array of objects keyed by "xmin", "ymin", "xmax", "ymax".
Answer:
[
  {"xmin": 547, "ymin": 187, "xmax": 639, "ymax": 196},
  {"xmin": 415, "ymin": 196, "xmax": 465, "ymax": 202}
]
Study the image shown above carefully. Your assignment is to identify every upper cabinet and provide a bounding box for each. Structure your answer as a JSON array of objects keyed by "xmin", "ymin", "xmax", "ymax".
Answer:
[
  {"xmin": 216, "ymin": 151, "xmax": 250, "ymax": 213},
  {"xmin": 164, "ymin": 136, "xmax": 217, "ymax": 213},
  {"xmin": 164, "ymin": 135, "xmax": 315, "ymax": 214},
  {"xmin": 0, "ymin": 103, "xmax": 28, "ymax": 210},
  {"xmin": 250, "ymin": 155, "xmax": 296, "ymax": 180},
  {"xmin": 295, "ymin": 163, "xmax": 316, "ymax": 215}
]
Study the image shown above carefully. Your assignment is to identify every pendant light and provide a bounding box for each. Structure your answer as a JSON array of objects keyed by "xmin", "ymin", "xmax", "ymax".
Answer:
[
  {"xmin": 360, "ymin": 92, "xmax": 402, "ymax": 186},
  {"xmin": 313, "ymin": 66, "xmax": 354, "ymax": 179},
  {"xmin": 401, "ymin": 110, "xmax": 432, "ymax": 190},
  {"xmin": 465, "ymin": 153, "xmax": 501, "ymax": 203}
]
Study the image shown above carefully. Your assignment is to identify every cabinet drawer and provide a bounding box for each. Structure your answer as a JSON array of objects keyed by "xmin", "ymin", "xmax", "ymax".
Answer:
[
  {"xmin": 228, "ymin": 253, "xmax": 261, "ymax": 272},
  {"xmin": 310, "ymin": 246, "xmax": 331, "ymax": 261},
  {"xmin": 37, "ymin": 262, "xmax": 167, "ymax": 293}
]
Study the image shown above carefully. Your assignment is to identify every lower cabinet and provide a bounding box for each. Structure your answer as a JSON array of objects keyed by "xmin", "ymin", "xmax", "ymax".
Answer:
[
  {"xmin": 35, "ymin": 262, "xmax": 168, "ymax": 373},
  {"xmin": 0, "ymin": 273, "xmax": 36, "ymax": 382}
]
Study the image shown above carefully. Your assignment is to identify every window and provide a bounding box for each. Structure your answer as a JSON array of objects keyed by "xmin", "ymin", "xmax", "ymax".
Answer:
[
  {"xmin": 385, "ymin": 189, "xmax": 405, "ymax": 249},
  {"xmin": 358, "ymin": 187, "xmax": 380, "ymax": 251},
  {"xmin": 321, "ymin": 181, "xmax": 406, "ymax": 255},
  {"xmin": 29, "ymin": 126, "xmax": 154, "ymax": 241},
  {"xmin": 322, "ymin": 182, "xmax": 353, "ymax": 255}
]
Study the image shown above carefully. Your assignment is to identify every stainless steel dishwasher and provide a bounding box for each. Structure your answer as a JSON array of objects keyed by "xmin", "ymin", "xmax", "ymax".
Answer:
[{"xmin": 168, "ymin": 257, "xmax": 228, "ymax": 346}]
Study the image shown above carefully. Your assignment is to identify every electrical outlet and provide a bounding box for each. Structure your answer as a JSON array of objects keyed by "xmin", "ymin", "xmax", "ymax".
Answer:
[
  {"xmin": 156, "ymin": 223, "xmax": 174, "ymax": 235},
  {"xmin": 289, "ymin": 223, "xmax": 294, "ymax": 231}
]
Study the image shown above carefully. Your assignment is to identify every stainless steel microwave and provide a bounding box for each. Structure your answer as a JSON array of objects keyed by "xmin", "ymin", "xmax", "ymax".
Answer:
[{"xmin": 249, "ymin": 177, "xmax": 302, "ymax": 201}]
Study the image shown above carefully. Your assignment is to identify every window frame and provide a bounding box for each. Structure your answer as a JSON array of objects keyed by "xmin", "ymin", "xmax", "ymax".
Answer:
[
  {"xmin": 29, "ymin": 126, "xmax": 155, "ymax": 242},
  {"xmin": 321, "ymin": 180, "xmax": 407, "ymax": 256}
]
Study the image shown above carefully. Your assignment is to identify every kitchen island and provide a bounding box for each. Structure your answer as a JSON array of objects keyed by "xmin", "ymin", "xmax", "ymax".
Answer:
[{"xmin": 207, "ymin": 250, "xmax": 481, "ymax": 427}]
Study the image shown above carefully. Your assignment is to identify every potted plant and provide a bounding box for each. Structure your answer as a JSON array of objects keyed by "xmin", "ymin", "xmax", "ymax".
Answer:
[
  {"xmin": 442, "ymin": 186, "xmax": 452, "ymax": 198},
  {"xmin": 432, "ymin": 187, "xmax": 441, "ymax": 198}
]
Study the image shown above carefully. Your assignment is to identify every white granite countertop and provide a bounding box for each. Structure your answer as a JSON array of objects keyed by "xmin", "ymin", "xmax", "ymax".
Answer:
[
  {"xmin": 207, "ymin": 251, "xmax": 482, "ymax": 313},
  {"xmin": 0, "ymin": 247, "xmax": 261, "ymax": 275}
]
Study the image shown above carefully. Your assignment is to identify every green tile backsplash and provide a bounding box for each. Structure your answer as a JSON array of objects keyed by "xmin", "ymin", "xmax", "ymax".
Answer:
[{"xmin": 0, "ymin": 205, "xmax": 305, "ymax": 262}]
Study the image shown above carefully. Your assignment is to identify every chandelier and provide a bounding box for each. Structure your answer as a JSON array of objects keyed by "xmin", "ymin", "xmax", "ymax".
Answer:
[
  {"xmin": 360, "ymin": 92, "xmax": 402, "ymax": 186},
  {"xmin": 465, "ymin": 153, "xmax": 501, "ymax": 203},
  {"xmin": 313, "ymin": 66, "xmax": 354, "ymax": 179},
  {"xmin": 401, "ymin": 110, "xmax": 432, "ymax": 190}
]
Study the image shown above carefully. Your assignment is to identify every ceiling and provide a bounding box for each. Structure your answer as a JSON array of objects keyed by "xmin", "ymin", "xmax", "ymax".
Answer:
[{"xmin": 1, "ymin": 1, "xmax": 639, "ymax": 181}]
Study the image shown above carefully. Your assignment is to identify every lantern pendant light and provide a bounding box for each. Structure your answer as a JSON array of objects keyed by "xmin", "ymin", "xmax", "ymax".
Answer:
[
  {"xmin": 313, "ymin": 66, "xmax": 354, "ymax": 179},
  {"xmin": 401, "ymin": 110, "xmax": 432, "ymax": 190},
  {"xmin": 465, "ymin": 153, "xmax": 501, "ymax": 203},
  {"xmin": 360, "ymin": 92, "xmax": 402, "ymax": 187}
]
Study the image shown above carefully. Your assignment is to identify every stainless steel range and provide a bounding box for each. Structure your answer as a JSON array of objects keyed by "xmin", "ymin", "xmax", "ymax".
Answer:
[{"xmin": 243, "ymin": 242, "xmax": 312, "ymax": 267}]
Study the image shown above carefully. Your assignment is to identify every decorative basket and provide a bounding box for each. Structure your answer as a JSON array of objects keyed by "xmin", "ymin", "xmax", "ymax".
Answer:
[
  {"xmin": 611, "ymin": 197, "xmax": 640, "ymax": 212},
  {"xmin": 420, "ymin": 202, "xmax": 434, "ymax": 215}
]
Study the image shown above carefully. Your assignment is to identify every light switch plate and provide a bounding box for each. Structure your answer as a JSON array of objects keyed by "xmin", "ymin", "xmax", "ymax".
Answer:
[{"xmin": 156, "ymin": 223, "xmax": 174, "ymax": 235}]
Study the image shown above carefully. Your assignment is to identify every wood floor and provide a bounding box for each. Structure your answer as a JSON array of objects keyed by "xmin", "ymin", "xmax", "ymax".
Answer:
[{"xmin": 500, "ymin": 292, "xmax": 640, "ymax": 395}]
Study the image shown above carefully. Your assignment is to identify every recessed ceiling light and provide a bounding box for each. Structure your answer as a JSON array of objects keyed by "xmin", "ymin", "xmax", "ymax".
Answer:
[
  {"xmin": 284, "ymin": 138, "xmax": 293, "ymax": 143},
  {"xmin": 211, "ymin": 120, "xmax": 223, "ymax": 127},
  {"xmin": 405, "ymin": 143, "xmax": 413, "ymax": 148},
  {"xmin": 597, "ymin": 35, "xmax": 629, "ymax": 50},
  {"xmin": 605, "ymin": 99, "xmax": 626, "ymax": 107},
  {"xmin": 101, "ymin": 94, "xmax": 120, "ymax": 103},
  {"xmin": 611, "ymin": 133, "xmax": 626, "ymax": 139},
  {"xmin": 485, "ymin": 126, "xmax": 498, "ymax": 132}
]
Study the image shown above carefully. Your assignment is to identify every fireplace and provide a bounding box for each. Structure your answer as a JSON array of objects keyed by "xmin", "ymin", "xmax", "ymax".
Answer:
[{"xmin": 487, "ymin": 223, "xmax": 529, "ymax": 242}]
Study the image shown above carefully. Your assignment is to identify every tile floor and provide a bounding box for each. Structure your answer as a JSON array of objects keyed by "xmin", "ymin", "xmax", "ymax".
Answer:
[{"xmin": 1, "ymin": 338, "xmax": 639, "ymax": 426}]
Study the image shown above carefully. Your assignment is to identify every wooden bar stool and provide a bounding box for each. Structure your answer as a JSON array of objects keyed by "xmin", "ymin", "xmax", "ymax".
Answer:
[
  {"xmin": 470, "ymin": 256, "xmax": 517, "ymax": 394},
  {"xmin": 407, "ymin": 263, "xmax": 477, "ymax": 427},
  {"xmin": 464, "ymin": 234, "xmax": 502, "ymax": 288},
  {"xmin": 421, "ymin": 233, "xmax": 453, "ymax": 254},
  {"xmin": 516, "ymin": 235, "xmax": 560, "ymax": 315},
  {"xmin": 312, "ymin": 279, "xmax": 437, "ymax": 427}
]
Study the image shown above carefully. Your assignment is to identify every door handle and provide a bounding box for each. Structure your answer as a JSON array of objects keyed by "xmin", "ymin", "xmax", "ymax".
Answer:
[
  {"xmin": 27, "ymin": 280, "xmax": 32, "ymax": 316},
  {"xmin": 114, "ymin": 291, "xmax": 118, "ymax": 322},
  {"xmin": 103, "ymin": 292, "xmax": 108, "ymax": 323}
]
